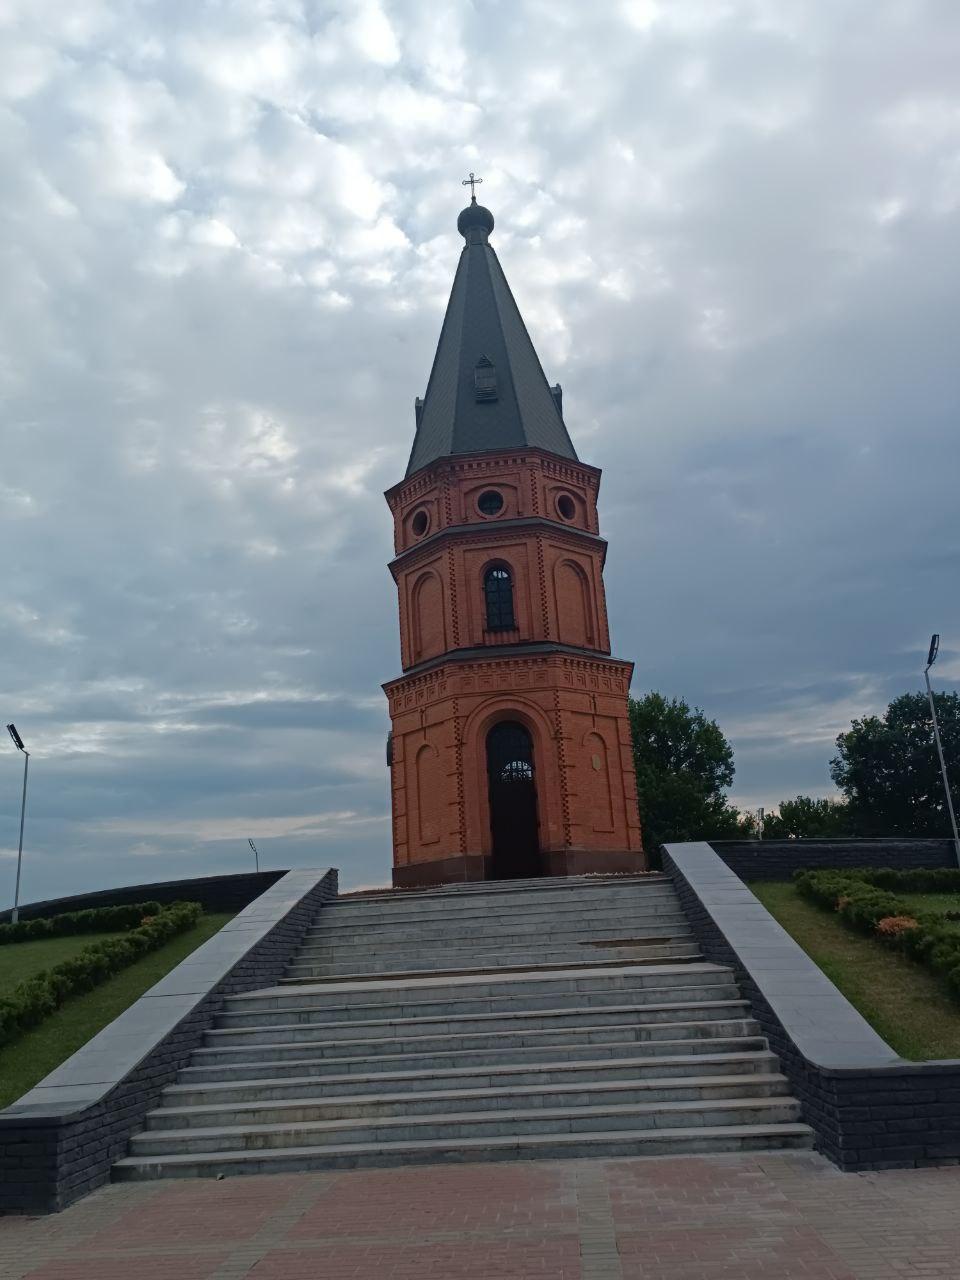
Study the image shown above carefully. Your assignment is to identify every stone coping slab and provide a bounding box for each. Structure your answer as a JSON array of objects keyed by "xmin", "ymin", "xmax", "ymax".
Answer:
[{"xmin": 665, "ymin": 842, "xmax": 900, "ymax": 1073}]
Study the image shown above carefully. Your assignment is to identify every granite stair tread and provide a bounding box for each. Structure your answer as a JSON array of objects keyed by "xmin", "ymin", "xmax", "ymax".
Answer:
[
  {"xmin": 113, "ymin": 874, "xmax": 811, "ymax": 1183},
  {"xmin": 165, "ymin": 1051, "xmax": 780, "ymax": 1099},
  {"xmin": 113, "ymin": 1121, "xmax": 813, "ymax": 1180}
]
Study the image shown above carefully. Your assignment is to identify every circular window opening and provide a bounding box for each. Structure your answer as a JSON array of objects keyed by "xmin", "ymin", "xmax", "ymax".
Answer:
[
  {"xmin": 477, "ymin": 490, "xmax": 504, "ymax": 517},
  {"xmin": 411, "ymin": 509, "xmax": 429, "ymax": 537},
  {"xmin": 556, "ymin": 493, "xmax": 577, "ymax": 521}
]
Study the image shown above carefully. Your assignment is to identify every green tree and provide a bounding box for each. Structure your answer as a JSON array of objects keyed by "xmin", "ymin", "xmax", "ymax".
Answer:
[
  {"xmin": 830, "ymin": 691, "xmax": 960, "ymax": 836},
  {"xmin": 760, "ymin": 795, "xmax": 851, "ymax": 839},
  {"xmin": 629, "ymin": 692, "xmax": 749, "ymax": 851}
]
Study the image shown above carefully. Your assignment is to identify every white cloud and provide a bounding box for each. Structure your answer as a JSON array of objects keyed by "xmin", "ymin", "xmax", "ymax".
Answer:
[
  {"xmin": 0, "ymin": 0, "xmax": 958, "ymax": 901},
  {"xmin": 93, "ymin": 811, "xmax": 389, "ymax": 842}
]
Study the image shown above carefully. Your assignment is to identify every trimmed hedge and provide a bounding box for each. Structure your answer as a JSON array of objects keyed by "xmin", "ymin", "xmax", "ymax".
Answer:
[
  {"xmin": 0, "ymin": 902, "xmax": 164, "ymax": 947},
  {"xmin": 0, "ymin": 901, "xmax": 203, "ymax": 1048},
  {"xmin": 795, "ymin": 867, "xmax": 960, "ymax": 1001}
]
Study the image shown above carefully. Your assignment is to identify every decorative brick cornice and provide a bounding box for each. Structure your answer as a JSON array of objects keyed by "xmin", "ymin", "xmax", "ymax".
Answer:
[
  {"xmin": 385, "ymin": 447, "xmax": 601, "ymax": 507},
  {"xmin": 389, "ymin": 517, "xmax": 607, "ymax": 577},
  {"xmin": 541, "ymin": 454, "xmax": 601, "ymax": 493},
  {"xmin": 383, "ymin": 649, "xmax": 633, "ymax": 706}
]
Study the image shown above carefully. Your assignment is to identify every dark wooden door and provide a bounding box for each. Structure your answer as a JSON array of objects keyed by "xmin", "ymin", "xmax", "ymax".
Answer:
[{"xmin": 486, "ymin": 721, "xmax": 541, "ymax": 879}]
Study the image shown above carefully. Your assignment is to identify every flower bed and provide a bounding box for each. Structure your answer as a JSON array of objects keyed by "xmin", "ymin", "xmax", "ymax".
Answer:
[
  {"xmin": 795, "ymin": 867, "xmax": 960, "ymax": 1000},
  {"xmin": 0, "ymin": 901, "xmax": 203, "ymax": 1047}
]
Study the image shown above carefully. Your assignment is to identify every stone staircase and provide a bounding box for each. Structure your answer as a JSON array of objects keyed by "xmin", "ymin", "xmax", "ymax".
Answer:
[{"xmin": 113, "ymin": 874, "xmax": 812, "ymax": 1182}]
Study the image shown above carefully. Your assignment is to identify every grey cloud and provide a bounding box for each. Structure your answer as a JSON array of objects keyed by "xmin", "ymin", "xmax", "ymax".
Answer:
[{"xmin": 2, "ymin": 0, "xmax": 959, "ymax": 903}]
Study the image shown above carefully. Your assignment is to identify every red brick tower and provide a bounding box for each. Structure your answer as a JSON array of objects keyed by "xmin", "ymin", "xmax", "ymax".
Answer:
[{"xmin": 384, "ymin": 191, "xmax": 644, "ymax": 887}]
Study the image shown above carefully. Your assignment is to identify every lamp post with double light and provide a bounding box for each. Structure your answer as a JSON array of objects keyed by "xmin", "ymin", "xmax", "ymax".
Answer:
[
  {"xmin": 6, "ymin": 724, "xmax": 30, "ymax": 924},
  {"xmin": 924, "ymin": 635, "xmax": 960, "ymax": 868}
]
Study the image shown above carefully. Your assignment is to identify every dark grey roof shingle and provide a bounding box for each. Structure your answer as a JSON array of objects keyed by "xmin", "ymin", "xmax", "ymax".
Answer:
[{"xmin": 405, "ymin": 205, "xmax": 578, "ymax": 477}]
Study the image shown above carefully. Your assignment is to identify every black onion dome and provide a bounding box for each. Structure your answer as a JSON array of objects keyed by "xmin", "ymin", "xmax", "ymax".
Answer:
[{"xmin": 457, "ymin": 201, "xmax": 495, "ymax": 239}]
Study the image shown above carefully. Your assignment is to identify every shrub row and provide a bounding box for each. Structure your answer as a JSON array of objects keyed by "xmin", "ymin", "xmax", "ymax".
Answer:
[
  {"xmin": 0, "ymin": 901, "xmax": 164, "ymax": 946},
  {"xmin": 0, "ymin": 901, "xmax": 203, "ymax": 1048},
  {"xmin": 794, "ymin": 868, "xmax": 960, "ymax": 1001},
  {"xmin": 830, "ymin": 867, "xmax": 960, "ymax": 894}
]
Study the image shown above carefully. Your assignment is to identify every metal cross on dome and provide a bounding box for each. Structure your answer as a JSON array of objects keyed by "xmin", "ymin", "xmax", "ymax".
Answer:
[{"xmin": 461, "ymin": 171, "xmax": 482, "ymax": 200}]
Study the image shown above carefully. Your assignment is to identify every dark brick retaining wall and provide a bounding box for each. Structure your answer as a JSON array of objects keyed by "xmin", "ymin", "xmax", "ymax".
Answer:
[
  {"xmin": 0, "ymin": 867, "xmax": 338, "ymax": 1214},
  {"xmin": 5, "ymin": 870, "xmax": 288, "ymax": 923},
  {"xmin": 709, "ymin": 838, "xmax": 956, "ymax": 881},
  {"xmin": 665, "ymin": 843, "xmax": 960, "ymax": 1172}
]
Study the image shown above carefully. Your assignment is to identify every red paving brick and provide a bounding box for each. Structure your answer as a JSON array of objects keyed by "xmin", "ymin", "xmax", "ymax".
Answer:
[
  {"xmin": 4, "ymin": 1152, "xmax": 960, "ymax": 1280},
  {"xmin": 291, "ymin": 1162, "xmax": 574, "ymax": 1238},
  {"xmin": 90, "ymin": 1178, "xmax": 296, "ymax": 1248},
  {"xmin": 618, "ymin": 1226, "xmax": 857, "ymax": 1279},
  {"xmin": 21, "ymin": 1256, "xmax": 230, "ymax": 1280},
  {"xmin": 252, "ymin": 1238, "xmax": 582, "ymax": 1278}
]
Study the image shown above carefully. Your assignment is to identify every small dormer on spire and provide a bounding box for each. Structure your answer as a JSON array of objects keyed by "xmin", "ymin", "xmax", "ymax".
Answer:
[{"xmin": 474, "ymin": 355, "xmax": 498, "ymax": 402}]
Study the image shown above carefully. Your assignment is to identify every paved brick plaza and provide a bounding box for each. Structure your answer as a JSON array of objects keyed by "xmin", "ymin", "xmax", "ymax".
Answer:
[{"xmin": 2, "ymin": 1151, "xmax": 958, "ymax": 1279}]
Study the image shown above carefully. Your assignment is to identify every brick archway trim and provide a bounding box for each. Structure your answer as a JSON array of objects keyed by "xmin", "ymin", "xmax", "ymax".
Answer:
[{"xmin": 459, "ymin": 694, "xmax": 565, "ymax": 860}]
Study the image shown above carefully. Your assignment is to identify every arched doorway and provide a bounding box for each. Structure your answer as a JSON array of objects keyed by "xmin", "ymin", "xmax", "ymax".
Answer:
[{"xmin": 486, "ymin": 720, "xmax": 541, "ymax": 879}]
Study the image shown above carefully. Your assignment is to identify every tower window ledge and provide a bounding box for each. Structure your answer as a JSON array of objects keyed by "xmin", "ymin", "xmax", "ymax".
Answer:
[{"xmin": 482, "ymin": 627, "xmax": 521, "ymax": 646}]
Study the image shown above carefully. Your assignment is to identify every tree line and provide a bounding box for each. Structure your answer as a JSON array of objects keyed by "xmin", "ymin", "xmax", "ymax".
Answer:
[{"xmin": 629, "ymin": 689, "xmax": 960, "ymax": 849}]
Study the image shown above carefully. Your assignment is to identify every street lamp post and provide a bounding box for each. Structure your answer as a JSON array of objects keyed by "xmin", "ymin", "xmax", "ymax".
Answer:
[
  {"xmin": 924, "ymin": 635, "xmax": 960, "ymax": 868},
  {"xmin": 248, "ymin": 838, "xmax": 259, "ymax": 873},
  {"xmin": 6, "ymin": 724, "xmax": 30, "ymax": 924}
]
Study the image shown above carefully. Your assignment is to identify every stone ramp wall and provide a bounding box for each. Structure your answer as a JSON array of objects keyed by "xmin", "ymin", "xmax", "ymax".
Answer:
[
  {"xmin": 665, "ymin": 841, "xmax": 960, "ymax": 1171},
  {"xmin": 5, "ymin": 869, "xmax": 288, "ymax": 923},
  {"xmin": 0, "ymin": 867, "xmax": 338, "ymax": 1214},
  {"xmin": 708, "ymin": 838, "xmax": 956, "ymax": 881}
]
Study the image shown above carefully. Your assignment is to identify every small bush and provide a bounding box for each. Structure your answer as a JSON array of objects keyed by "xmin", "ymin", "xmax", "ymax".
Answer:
[
  {"xmin": 0, "ymin": 901, "xmax": 203, "ymax": 1048},
  {"xmin": 0, "ymin": 901, "xmax": 164, "ymax": 947},
  {"xmin": 876, "ymin": 915, "xmax": 919, "ymax": 937}
]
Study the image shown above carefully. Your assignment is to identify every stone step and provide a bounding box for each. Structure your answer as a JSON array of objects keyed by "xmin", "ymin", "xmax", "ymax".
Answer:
[
  {"xmin": 304, "ymin": 901, "xmax": 685, "ymax": 938},
  {"xmin": 209, "ymin": 998, "xmax": 752, "ymax": 1042},
  {"xmin": 295, "ymin": 923, "xmax": 693, "ymax": 956},
  {"xmin": 320, "ymin": 880, "xmax": 670, "ymax": 921},
  {"xmin": 113, "ymin": 1120, "xmax": 814, "ymax": 1182},
  {"xmin": 129, "ymin": 1097, "xmax": 804, "ymax": 1156},
  {"xmin": 185, "ymin": 1031, "xmax": 770, "ymax": 1078},
  {"xmin": 218, "ymin": 982, "xmax": 742, "ymax": 1029},
  {"xmin": 347, "ymin": 872, "xmax": 664, "ymax": 892},
  {"xmin": 146, "ymin": 1074, "xmax": 791, "ymax": 1131},
  {"xmin": 113, "ymin": 870, "xmax": 811, "ymax": 1185},
  {"xmin": 329, "ymin": 874, "xmax": 664, "ymax": 906},
  {"xmin": 167, "ymin": 1050, "xmax": 780, "ymax": 1104},
  {"xmin": 277, "ymin": 951, "xmax": 704, "ymax": 985},
  {"xmin": 289, "ymin": 947, "xmax": 696, "ymax": 972},
  {"xmin": 296, "ymin": 931, "xmax": 693, "ymax": 962},
  {"xmin": 197, "ymin": 1016, "xmax": 762, "ymax": 1064},
  {"xmin": 227, "ymin": 962, "xmax": 733, "ymax": 1012}
]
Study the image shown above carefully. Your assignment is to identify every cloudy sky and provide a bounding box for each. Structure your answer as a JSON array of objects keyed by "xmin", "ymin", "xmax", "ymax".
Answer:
[{"xmin": 2, "ymin": 0, "xmax": 959, "ymax": 903}]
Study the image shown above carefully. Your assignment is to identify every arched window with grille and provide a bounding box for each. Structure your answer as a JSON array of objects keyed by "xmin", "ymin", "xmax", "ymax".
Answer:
[{"xmin": 484, "ymin": 565, "xmax": 515, "ymax": 631}]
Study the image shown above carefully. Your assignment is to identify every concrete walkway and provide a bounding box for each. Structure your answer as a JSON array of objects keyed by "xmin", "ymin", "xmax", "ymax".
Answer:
[{"xmin": 2, "ymin": 1151, "xmax": 959, "ymax": 1279}]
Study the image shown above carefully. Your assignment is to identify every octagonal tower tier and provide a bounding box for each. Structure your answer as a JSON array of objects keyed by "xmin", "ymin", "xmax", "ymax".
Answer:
[{"xmin": 383, "ymin": 195, "xmax": 644, "ymax": 887}]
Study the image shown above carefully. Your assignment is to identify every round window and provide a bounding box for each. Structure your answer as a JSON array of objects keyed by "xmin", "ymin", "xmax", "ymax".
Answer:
[
  {"xmin": 477, "ymin": 490, "xmax": 504, "ymax": 517},
  {"xmin": 411, "ymin": 509, "xmax": 429, "ymax": 537},
  {"xmin": 556, "ymin": 493, "xmax": 576, "ymax": 521}
]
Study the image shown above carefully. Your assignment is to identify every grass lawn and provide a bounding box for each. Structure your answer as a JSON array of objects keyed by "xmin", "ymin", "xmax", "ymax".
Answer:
[
  {"xmin": 0, "ymin": 931, "xmax": 127, "ymax": 996},
  {"xmin": 750, "ymin": 882, "xmax": 960, "ymax": 1062},
  {"xmin": 898, "ymin": 891, "xmax": 960, "ymax": 926},
  {"xmin": 0, "ymin": 911, "xmax": 233, "ymax": 1109}
]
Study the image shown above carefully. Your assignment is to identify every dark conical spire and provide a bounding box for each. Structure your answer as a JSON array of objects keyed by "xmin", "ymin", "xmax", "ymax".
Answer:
[{"xmin": 405, "ymin": 198, "xmax": 578, "ymax": 477}]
